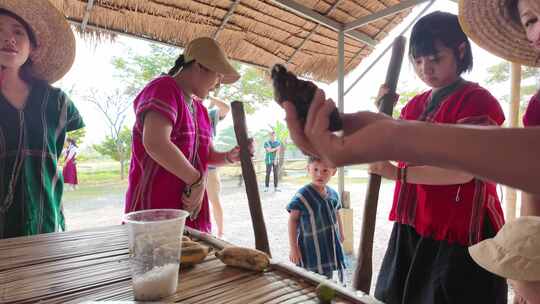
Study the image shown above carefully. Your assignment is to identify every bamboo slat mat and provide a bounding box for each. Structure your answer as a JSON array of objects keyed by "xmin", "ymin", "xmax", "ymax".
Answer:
[{"xmin": 0, "ymin": 225, "xmax": 379, "ymax": 304}]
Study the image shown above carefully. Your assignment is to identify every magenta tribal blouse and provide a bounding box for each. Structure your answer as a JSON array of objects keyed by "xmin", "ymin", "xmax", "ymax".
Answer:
[{"xmin": 125, "ymin": 76, "xmax": 212, "ymax": 232}]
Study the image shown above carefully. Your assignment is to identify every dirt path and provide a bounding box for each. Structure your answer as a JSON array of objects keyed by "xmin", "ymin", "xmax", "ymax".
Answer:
[{"xmin": 62, "ymin": 177, "xmax": 394, "ymax": 292}]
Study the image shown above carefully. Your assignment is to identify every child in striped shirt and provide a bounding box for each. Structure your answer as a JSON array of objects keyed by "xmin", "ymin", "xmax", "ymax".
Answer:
[{"xmin": 287, "ymin": 156, "xmax": 346, "ymax": 282}]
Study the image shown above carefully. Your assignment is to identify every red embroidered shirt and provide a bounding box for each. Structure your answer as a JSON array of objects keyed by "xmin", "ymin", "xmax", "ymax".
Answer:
[{"xmin": 389, "ymin": 82, "xmax": 506, "ymax": 246}]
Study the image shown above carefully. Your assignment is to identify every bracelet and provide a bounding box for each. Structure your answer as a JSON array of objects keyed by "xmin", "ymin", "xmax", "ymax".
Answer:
[
  {"xmin": 225, "ymin": 151, "xmax": 234, "ymax": 164},
  {"xmin": 183, "ymin": 174, "xmax": 203, "ymax": 197}
]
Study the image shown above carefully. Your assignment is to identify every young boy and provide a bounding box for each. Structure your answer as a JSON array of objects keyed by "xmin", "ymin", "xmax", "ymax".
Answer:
[
  {"xmin": 287, "ymin": 156, "xmax": 346, "ymax": 282},
  {"xmin": 468, "ymin": 217, "xmax": 540, "ymax": 304}
]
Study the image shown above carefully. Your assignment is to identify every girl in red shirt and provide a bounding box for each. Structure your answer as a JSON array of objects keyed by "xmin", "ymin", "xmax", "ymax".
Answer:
[{"xmin": 369, "ymin": 12, "xmax": 507, "ymax": 304}]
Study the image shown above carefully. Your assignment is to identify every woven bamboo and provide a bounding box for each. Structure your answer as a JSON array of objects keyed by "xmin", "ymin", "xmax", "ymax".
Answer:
[
  {"xmin": 49, "ymin": 0, "xmax": 412, "ymax": 83},
  {"xmin": 0, "ymin": 225, "xmax": 378, "ymax": 303}
]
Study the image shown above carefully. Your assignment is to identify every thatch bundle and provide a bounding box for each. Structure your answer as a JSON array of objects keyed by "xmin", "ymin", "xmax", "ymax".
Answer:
[{"xmin": 51, "ymin": 0, "xmax": 411, "ymax": 83}]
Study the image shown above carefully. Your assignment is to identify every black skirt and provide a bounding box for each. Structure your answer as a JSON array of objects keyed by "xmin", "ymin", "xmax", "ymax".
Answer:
[{"xmin": 375, "ymin": 223, "xmax": 507, "ymax": 304}]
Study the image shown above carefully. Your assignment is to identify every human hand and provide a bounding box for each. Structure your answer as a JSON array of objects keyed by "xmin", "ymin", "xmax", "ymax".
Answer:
[
  {"xmin": 285, "ymin": 87, "xmax": 399, "ymax": 166},
  {"xmin": 289, "ymin": 245, "xmax": 301, "ymax": 264},
  {"xmin": 306, "ymin": 98, "xmax": 396, "ymax": 165},
  {"xmin": 226, "ymin": 138, "xmax": 255, "ymax": 163},
  {"xmin": 368, "ymin": 161, "xmax": 397, "ymax": 180},
  {"xmin": 181, "ymin": 172, "xmax": 207, "ymax": 219},
  {"xmin": 282, "ymin": 89, "xmax": 326, "ymax": 157},
  {"xmin": 374, "ymin": 84, "xmax": 399, "ymax": 110}
]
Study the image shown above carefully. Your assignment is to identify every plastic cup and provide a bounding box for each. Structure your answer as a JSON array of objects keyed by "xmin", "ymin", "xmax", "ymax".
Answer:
[{"xmin": 124, "ymin": 209, "xmax": 189, "ymax": 301}]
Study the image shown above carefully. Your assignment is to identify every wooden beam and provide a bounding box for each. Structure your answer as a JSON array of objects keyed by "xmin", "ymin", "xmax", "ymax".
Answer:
[
  {"xmin": 231, "ymin": 101, "xmax": 271, "ymax": 257},
  {"xmin": 344, "ymin": 0, "xmax": 432, "ymax": 32},
  {"xmin": 213, "ymin": 0, "xmax": 242, "ymax": 39},
  {"xmin": 271, "ymin": 0, "xmax": 377, "ymax": 46},
  {"xmin": 505, "ymin": 62, "xmax": 522, "ymax": 221},
  {"xmin": 353, "ymin": 36, "xmax": 406, "ymax": 294},
  {"xmin": 286, "ymin": 0, "xmax": 344, "ymax": 64},
  {"xmin": 80, "ymin": 0, "xmax": 95, "ymax": 32}
]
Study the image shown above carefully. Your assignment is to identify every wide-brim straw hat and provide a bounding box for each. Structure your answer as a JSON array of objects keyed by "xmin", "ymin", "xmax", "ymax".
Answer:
[
  {"xmin": 184, "ymin": 37, "xmax": 240, "ymax": 84},
  {"xmin": 0, "ymin": 0, "xmax": 76, "ymax": 83},
  {"xmin": 468, "ymin": 216, "xmax": 540, "ymax": 281},
  {"xmin": 459, "ymin": 0, "xmax": 540, "ymax": 67}
]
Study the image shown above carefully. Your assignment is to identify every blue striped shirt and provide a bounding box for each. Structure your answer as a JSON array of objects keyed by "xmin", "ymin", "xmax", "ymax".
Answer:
[{"xmin": 286, "ymin": 184, "xmax": 345, "ymax": 277}]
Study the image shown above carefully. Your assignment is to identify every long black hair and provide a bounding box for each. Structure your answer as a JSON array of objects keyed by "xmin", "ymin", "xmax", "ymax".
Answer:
[
  {"xmin": 506, "ymin": 0, "xmax": 522, "ymax": 25},
  {"xmin": 409, "ymin": 11, "xmax": 473, "ymax": 75},
  {"xmin": 167, "ymin": 54, "xmax": 195, "ymax": 76},
  {"xmin": 0, "ymin": 9, "xmax": 38, "ymax": 83}
]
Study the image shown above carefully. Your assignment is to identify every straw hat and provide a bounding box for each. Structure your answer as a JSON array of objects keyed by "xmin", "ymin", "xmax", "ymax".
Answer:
[
  {"xmin": 183, "ymin": 37, "xmax": 240, "ymax": 84},
  {"xmin": 459, "ymin": 0, "xmax": 540, "ymax": 67},
  {"xmin": 468, "ymin": 216, "xmax": 540, "ymax": 281},
  {"xmin": 0, "ymin": 0, "xmax": 76, "ymax": 83}
]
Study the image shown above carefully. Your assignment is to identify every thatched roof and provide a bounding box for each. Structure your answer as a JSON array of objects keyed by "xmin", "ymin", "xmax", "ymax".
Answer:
[{"xmin": 51, "ymin": 0, "xmax": 418, "ymax": 83}]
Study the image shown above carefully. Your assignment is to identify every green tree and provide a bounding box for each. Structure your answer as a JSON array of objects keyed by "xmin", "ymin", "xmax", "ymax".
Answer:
[
  {"xmin": 93, "ymin": 127, "xmax": 132, "ymax": 180},
  {"xmin": 392, "ymin": 89, "xmax": 420, "ymax": 118},
  {"xmin": 111, "ymin": 43, "xmax": 274, "ymax": 113},
  {"xmin": 214, "ymin": 64, "xmax": 274, "ymax": 114},
  {"xmin": 112, "ymin": 44, "xmax": 177, "ymax": 96},
  {"xmin": 67, "ymin": 128, "xmax": 86, "ymax": 145},
  {"xmin": 213, "ymin": 125, "xmax": 238, "ymax": 152},
  {"xmin": 485, "ymin": 62, "xmax": 540, "ymax": 122},
  {"xmin": 85, "ymin": 88, "xmax": 132, "ymax": 179}
]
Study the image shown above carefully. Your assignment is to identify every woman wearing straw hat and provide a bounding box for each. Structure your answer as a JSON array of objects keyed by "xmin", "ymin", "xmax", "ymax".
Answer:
[
  {"xmin": 459, "ymin": 0, "xmax": 540, "ymax": 220},
  {"xmin": 124, "ymin": 37, "xmax": 251, "ymax": 233},
  {"xmin": 468, "ymin": 217, "xmax": 540, "ymax": 304},
  {"xmin": 0, "ymin": 0, "xmax": 84, "ymax": 238},
  {"xmin": 459, "ymin": 0, "xmax": 540, "ymax": 303}
]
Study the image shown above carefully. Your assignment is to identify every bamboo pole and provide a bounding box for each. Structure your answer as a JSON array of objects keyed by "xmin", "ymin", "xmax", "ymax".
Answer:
[
  {"xmin": 505, "ymin": 62, "xmax": 522, "ymax": 220},
  {"xmin": 231, "ymin": 101, "xmax": 271, "ymax": 256},
  {"xmin": 353, "ymin": 36, "xmax": 406, "ymax": 294}
]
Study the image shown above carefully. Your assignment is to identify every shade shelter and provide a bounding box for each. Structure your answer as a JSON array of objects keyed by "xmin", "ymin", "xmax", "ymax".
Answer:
[{"xmin": 51, "ymin": 0, "xmax": 530, "ymax": 297}]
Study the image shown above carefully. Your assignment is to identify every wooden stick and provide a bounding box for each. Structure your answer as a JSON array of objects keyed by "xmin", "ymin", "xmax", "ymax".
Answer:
[
  {"xmin": 353, "ymin": 36, "xmax": 406, "ymax": 294},
  {"xmin": 231, "ymin": 101, "xmax": 271, "ymax": 257}
]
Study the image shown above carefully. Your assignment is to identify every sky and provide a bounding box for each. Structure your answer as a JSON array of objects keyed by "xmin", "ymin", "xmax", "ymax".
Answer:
[{"xmin": 55, "ymin": 0, "xmax": 516, "ymax": 148}]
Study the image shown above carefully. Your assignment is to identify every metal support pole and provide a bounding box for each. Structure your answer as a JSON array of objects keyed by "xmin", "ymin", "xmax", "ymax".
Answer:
[{"xmin": 338, "ymin": 30, "xmax": 346, "ymax": 203}]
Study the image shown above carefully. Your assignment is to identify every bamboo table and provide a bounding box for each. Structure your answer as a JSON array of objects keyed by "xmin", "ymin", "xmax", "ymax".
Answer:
[{"xmin": 0, "ymin": 225, "xmax": 381, "ymax": 304}]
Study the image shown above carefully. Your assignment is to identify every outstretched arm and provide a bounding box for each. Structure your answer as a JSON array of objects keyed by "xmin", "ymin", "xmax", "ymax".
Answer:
[
  {"xmin": 283, "ymin": 91, "xmax": 540, "ymax": 195},
  {"xmin": 369, "ymin": 161, "xmax": 474, "ymax": 185}
]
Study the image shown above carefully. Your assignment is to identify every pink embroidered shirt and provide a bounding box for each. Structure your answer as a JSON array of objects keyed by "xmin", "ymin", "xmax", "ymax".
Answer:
[
  {"xmin": 523, "ymin": 92, "xmax": 540, "ymax": 127},
  {"xmin": 125, "ymin": 76, "xmax": 212, "ymax": 232}
]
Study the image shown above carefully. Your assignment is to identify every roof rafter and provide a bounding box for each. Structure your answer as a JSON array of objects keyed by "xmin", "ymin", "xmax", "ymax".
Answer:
[
  {"xmin": 344, "ymin": 0, "xmax": 431, "ymax": 32},
  {"xmin": 286, "ymin": 0, "xmax": 345, "ymax": 64},
  {"xmin": 270, "ymin": 0, "xmax": 377, "ymax": 46},
  {"xmin": 81, "ymin": 0, "xmax": 95, "ymax": 31},
  {"xmin": 213, "ymin": 0, "xmax": 242, "ymax": 39}
]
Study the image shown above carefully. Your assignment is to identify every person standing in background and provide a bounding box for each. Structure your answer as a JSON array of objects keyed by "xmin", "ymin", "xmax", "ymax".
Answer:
[
  {"xmin": 206, "ymin": 96, "xmax": 229, "ymax": 238},
  {"xmin": 264, "ymin": 131, "xmax": 281, "ymax": 192},
  {"xmin": 63, "ymin": 138, "xmax": 80, "ymax": 191}
]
